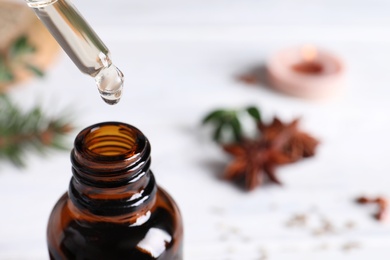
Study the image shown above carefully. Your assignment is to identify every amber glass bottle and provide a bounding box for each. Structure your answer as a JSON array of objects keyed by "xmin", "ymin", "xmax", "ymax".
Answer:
[{"xmin": 47, "ymin": 122, "xmax": 183, "ymax": 259}]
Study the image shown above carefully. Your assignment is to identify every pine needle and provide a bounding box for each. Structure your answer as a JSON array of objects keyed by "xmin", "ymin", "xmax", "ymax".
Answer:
[{"xmin": 0, "ymin": 94, "xmax": 73, "ymax": 167}]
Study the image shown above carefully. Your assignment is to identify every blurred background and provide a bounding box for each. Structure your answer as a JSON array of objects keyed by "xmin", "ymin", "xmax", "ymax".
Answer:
[{"xmin": 1, "ymin": 0, "xmax": 390, "ymax": 259}]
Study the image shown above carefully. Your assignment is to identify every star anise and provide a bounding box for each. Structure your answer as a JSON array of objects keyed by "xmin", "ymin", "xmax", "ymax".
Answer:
[
  {"xmin": 223, "ymin": 139, "xmax": 292, "ymax": 190},
  {"xmin": 222, "ymin": 117, "xmax": 319, "ymax": 190},
  {"xmin": 259, "ymin": 118, "xmax": 319, "ymax": 163}
]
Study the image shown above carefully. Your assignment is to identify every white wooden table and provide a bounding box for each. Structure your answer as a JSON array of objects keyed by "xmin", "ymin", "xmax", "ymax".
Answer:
[{"xmin": 2, "ymin": 0, "xmax": 390, "ymax": 259}]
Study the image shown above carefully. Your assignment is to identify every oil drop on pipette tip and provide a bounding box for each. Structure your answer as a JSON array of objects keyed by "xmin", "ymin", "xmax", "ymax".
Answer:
[{"xmin": 95, "ymin": 65, "xmax": 124, "ymax": 105}]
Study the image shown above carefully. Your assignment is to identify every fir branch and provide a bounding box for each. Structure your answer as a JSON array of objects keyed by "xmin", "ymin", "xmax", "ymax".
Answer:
[
  {"xmin": 0, "ymin": 95, "xmax": 73, "ymax": 167},
  {"xmin": 10, "ymin": 36, "xmax": 36, "ymax": 58},
  {"xmin": 0, "ymin": 57, "xmax": 13, "ymax": 82},
  {"xmin": 0, "ymin": 35, "xmax": 44, "ymax": 83},
  {"xmin": 24, "ymin": 63, "xmax": 44, "ymax": 78}
]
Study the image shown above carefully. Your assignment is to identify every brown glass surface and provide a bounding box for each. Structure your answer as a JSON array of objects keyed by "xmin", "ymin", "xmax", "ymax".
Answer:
[{"xmin": 47, "ymin": 122, "xmax": 183, "ymax": 259}]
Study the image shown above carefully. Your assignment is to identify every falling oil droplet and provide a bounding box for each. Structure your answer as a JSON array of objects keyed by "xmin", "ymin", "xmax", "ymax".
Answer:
[{"xmin": 95, "ymin": 65, "xmax": 124, "ymax": 105}]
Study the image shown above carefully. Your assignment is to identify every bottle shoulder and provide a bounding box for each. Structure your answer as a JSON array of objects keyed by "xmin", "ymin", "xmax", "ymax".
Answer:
[{"xmin": 48, "ymin": 186, "xmax": 181, "ymax": 224}]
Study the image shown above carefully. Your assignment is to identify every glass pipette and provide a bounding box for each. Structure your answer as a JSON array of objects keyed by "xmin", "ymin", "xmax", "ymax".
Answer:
[{"xmin": 25, "ymin": 0, "xmax": 124, "ymax": 105}]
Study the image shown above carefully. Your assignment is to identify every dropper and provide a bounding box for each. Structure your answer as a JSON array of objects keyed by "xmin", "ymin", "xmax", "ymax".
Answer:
[{"xmin": 25, "ymin": 0, "xmax": 124, "ymax": 105}]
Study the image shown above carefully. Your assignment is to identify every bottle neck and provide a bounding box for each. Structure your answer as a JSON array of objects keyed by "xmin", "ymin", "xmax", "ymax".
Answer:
[{"xmin": 67, "ymin": 122, "xmax": 157, "ymax": 218}]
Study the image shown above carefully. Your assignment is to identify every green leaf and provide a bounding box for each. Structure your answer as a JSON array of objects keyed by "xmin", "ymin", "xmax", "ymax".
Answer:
[
  {"xmin": 10, "ymin": 36, "xmax": 36, "ymax": 58},
  {"xmin": 212, "ymin": 121, "xmax": 225, "ymax": 142},
  {"xmin": 202, "ymin": 109, "xmax": 225, "ymax": 124},
  {"xmin": 230, "ymin": 116, "xmax": 242, "ymax": 142},
  {"xmin": 24, "ymin": 63, "xmax": 44, "ymax": 77},
  {"xmin": 246, "ymin": 106, "xmax": 261, "ymax": 123},
  {"xmin": 202, "ymin": 105, "xmax": 263, "ymax": 144}
]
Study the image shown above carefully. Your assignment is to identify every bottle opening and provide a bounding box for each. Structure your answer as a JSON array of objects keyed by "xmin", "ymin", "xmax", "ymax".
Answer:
[{"xmin": 76, "ymin": 122, "xmax": 145, "ymax": 161}]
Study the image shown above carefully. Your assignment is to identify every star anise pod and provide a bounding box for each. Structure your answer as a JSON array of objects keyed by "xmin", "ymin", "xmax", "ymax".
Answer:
[
  {"xmin": 222, "ymin": 117, "xmax": 319, "ymax": 190},
  {"xmin": 223, "ymin": 139, "xmax": 292, "ymax": 190},
  {"xmin": 259, "ymin": 117, "xmax": 319, "ymax": 162}
]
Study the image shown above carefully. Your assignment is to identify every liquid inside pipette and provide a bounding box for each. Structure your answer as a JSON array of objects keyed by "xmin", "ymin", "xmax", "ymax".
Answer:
[{"xmin": 26, "ymin": 0, "xmax": 124, "ymax": 105}]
